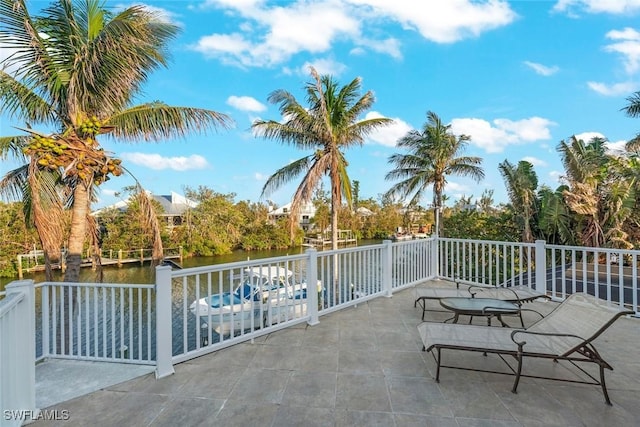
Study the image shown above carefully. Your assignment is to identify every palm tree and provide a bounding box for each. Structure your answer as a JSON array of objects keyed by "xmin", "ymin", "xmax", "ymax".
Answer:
[
  {"xmin": 0, "ymin": 0, "xmax": 230, "ymax": 281},
  {"xmin": 252, "ymin": 67, "xmax": 391, "ymax": 251},
  {"xmin": 385, "ymin": 111, "xmax": 484, "ymax": 235},
  {"xmin": 537, "ymin": 185, "xmax": 574, "ymax": 245},
  {"xmin": 498, "ymin": 160, "xmax": 538, "ymax": 243},
  {"xmin": 557, "ymin": 136, "xmax": 606, "ymax": 247}
]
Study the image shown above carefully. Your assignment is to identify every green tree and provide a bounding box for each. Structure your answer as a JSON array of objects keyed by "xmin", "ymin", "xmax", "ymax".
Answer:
[
  {"xmin": 536, "ymin": 185, "xmax": 574, "ymax": 245},
  {"xmin": 0, "ymin": 201, "xmax": 39, "ymax": 277},
  {"xmin": 183, "ymin": 188, "xmax": 245, "ymax": 256},
  {"xmin": 558, "ymin": 136, "xmax": 607, "ymax": 247},
  {"xmin": 385, "ymin": 111, "xmax": 484, "ymax": 235},
  {"xmin": 252, "ymin": 67, "xmax": 392, "ymax": 251},
  {"xmin": 498, "ymin": 160, "xmax": 538, "ymax": 243},
  {"xmin": 352, "ymin": 180, "xmax": 360, "ymax": 209},
  {"xmin": 0, "ymin": 0, "xmax": 230, "ymax": 281}
]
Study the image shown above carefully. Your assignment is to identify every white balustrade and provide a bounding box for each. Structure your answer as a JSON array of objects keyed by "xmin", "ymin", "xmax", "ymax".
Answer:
[
  {"xmin": 1, "ymin": 280, "xmax": 38, "ymax": 427},
  {"xmin": 2, "ymin": 236, "xmax": 637, "ymax": 398}
]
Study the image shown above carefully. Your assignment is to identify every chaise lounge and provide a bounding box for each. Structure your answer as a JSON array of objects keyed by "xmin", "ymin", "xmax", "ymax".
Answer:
[
  {"xmin": 414, "ymin": 280, "xmax": 550, "ymax": 322},
  {"xmin": 418, "ymin": 293, "xmax": 633, "ymax": 404}
]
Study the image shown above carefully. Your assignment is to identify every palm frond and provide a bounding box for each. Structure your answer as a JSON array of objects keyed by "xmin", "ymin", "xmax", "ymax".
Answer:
[
  {"xmin": 107, "ymin": 102, "xmax": 231, "ymax": 141},
  {"xmin": 132, "ymin": 183, "xmax": 163, "ymax": 263},
  {"xmin": 0, "ymin": 135, "xmax": 29, "ymax": 161},
  {"xmin": 27, "ymin": 159, "xmax": 64, "ymax": 265},
  {"xmin": 261, "ymin": 155, "xmax": 313, "ymax": 198},
  {"xmin": 0, "ymin": 70, "xmax": 56, "ymax": 123},
  {"xmin": 0, "ymin": 163, "xmax": 29, "ymax": 202},
  {"xmin": 623, "ymin": 91, "xmax": 640, "ymax": 117}
]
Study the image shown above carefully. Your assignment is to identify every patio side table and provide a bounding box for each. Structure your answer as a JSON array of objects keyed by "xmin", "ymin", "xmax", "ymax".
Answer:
[{"xmin": 439, "ymin": 297, "xmax": 522, "ymax": 327}]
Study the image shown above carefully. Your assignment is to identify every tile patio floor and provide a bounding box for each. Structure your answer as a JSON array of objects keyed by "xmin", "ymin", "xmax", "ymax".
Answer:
[{"xmin": 33, "ymin": 280, "xmax": 640, "ymax": 427}]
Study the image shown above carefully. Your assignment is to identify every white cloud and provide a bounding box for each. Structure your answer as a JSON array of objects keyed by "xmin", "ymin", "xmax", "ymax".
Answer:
[
  {"xmin": 346, "ymin": 0, "xmax": 516, "ymax": 43},
  {"xmin": 450, "ymin": 116, "xmax": 555, "ymax": 153},
  {"xmin": 193, "ymin": 0, "xmax": 515, "ymax": 67},
  {"xmin": 553, "ymin": 0, "xmax": 640, "ymax": 15},
  {"xmin": 522, "ymin": 156, "xmax": 548, "ymax": 167},
  {"xmin": 254, "ymin": 172, "xmax": 267, "ymax": 181},
  {"xmin": 549, "ymin": 170, "xmax": 564, "ymax": 184},
  {"xmin": 587, "ymin": 81, "xmax": 637, "ymax": 96},
  {"xmin": 523, "ymin": 61, "xmax": 559, "ymax": 76},
  {"xmin": 192, "ymin": 2, "xmax": 360, "ymax": 67},
  {"xmin": 136, "ymin": 3, "xmax": 181, "ymax": 25},
  {"xmin": 120, "ymin": 153, "xmax": 209, "ymax": 171},
  {"xmin": 606, "ymin": 139, "xmax": 627, "ymax": 153},
  {"xmin": 603, "ymin": 27, "xmax": 640, "ymax": 74},
  {"xmin": 356, "ymin": 37, "xmax": 402, "ymax": 59},
  {"xmin": 226, "ymin": 95, "xmax": 267, "ymax": 112},
  {"xmin": 299, "ymin": 58, "xmax": 347, "ymax": 76},
  {"xmin": 101, "ymin": 188, "xmax": 119, "ymax": 197},
  {"xmin": 445, "ymin": 182, "xmax": 470, "ymax": 193},
  {"xmin": 364, "ymin": 112, "xmax": 412, "ymax": 147},
  {"xmin": 573, "ymin": 131, "xmax": 605, "ymax": 142}
]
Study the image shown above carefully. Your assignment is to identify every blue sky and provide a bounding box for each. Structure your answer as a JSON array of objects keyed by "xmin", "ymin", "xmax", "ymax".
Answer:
[{"xmin": 3, "ymin": 0, "xmax": 640, "ymax": 209}]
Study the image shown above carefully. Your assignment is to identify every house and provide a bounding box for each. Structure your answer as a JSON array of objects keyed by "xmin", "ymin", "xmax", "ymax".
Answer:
[
  {"xmin": 93, "ymin": 191, "xmax": 198, "ymax": 229},
  {"xmin": 268, "ymin": 201, "xmax": 316, "ymax": 231}
]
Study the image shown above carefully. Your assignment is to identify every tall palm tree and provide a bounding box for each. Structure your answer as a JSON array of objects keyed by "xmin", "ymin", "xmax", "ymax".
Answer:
[
  {"xmin": 498, "ymin": 160, "xmax": 538, "ymax": 243},
  {"xmin": 537, "ymin": 185, "xmax": 574, "ymax": 245},
  {"xmin": 0, "ymin": 0, "xmax": 230, "ymax": 281},
  {"xmin": 557, "ymin": 136, "xmax": 606, "ymax": 247},
  {"xmin": 252, "ymin": 67, "xmax": 391, "ymax": 251},
  {"xmin": 385, "ymin": 111, "xmax": 484, "ymax": 235}
]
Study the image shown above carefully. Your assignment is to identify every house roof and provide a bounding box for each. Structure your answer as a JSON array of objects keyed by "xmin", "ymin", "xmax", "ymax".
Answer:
[
  {"xmin": 93, "ymin": 191, "xmax": 198, "ymax": 216},
  {"xmin": 268, "ymin": 201, "xmax": 316, "ymax": 217}
]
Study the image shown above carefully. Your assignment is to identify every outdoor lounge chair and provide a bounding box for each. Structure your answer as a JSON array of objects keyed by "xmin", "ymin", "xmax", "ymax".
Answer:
[
  {"xmin": 417, "ymin": 293, "xmax": 633, "ymax": 405},
  {"xmin": 414, "ymin": 281, "xmax": 550, "ymax": 322}
]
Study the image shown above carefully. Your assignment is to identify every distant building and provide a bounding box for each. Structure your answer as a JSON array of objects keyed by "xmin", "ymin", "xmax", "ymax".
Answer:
[
  {"xmin": 356, "ymin": 207, "xmax": 374, "ymax": 217},
  {"xmin": 93, "ymin": 191, "xmax": 198, "ymax": 229},
  {"xmin": 268, "ymin": 201, "xmax": 316, "ymax": 231}
]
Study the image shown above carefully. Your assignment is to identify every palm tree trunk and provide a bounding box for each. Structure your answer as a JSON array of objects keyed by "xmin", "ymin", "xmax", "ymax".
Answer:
[{"xmin": 64, "ymin": 183, "xmax": 90, "ymax": 282}]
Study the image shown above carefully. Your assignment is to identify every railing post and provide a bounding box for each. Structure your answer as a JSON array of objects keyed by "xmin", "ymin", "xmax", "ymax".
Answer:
[
  {"xmin": 155, "ymin": 265, "xmax": 174, "ymax": 379},
  {"xmin": 383, "ymin": 240, "xmax": 393, "ymax": 297},
  {"xmin": 432, "ymin": 237, "xmax": 439, "ymax": 279},
  {"xmin": 17, "ymin": 255, "xmax": 23, "ymax": 279},
  {"xmin": 305, "ymin": 248, "xmax": 319, "ymax": 326},
  {"xmin": 535, "ymin": 240, "xmax": 547, "ymax": 293},
  {"xmin": 5, "ymin": 279, "xmax": 38, "ymax": 419},
  {"xmin": 42, "ymin": 282, "xmax": 50, "ymax": 358}
]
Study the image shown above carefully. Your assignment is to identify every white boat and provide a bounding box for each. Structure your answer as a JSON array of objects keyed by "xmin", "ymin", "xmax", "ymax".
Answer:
[
  {"xmin": 189, "ymin": 266, "xmax": 310, "ymax": 334},
  {"xmin": 391, "ymin": 233, "xmax": 413, "ymax": 241}
]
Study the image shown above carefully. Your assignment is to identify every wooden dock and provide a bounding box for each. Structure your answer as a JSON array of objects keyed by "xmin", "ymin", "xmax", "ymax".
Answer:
[
  {"xmin": 303, "ymin": 230, "xmax": 357, "ymax": 248},
  {"xmin": 16, "ymin": 247, "xmax": 182, "ymax": 279}
]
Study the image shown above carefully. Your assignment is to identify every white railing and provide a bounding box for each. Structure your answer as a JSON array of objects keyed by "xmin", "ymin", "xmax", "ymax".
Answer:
[
  {"xmin": 5, "ymin": 236, "xmax": 637, "ymax": 393},
  {"xmin": 162, "ymin": 239, "xmax": 436, "ymax": 367},
  {"xmin": 38, "ymin": 282, "xmax": 155, "ymax": 365},
  {"xmin": 165, "ymin": 254, "xmax": 311, "ymax": 366},
  {"xmin": 438, "ymin": 238, "xmax": 537, "ymax": 289},
  {"xmin": 438, "ymin": 238, "xmax": 639, "ymax": 315},
  {"xmin": 545, "ymin": 244, "xmax": 639, "ymax": 312},
  {"xmin": 391, "ymin": 238, "xmax": 438, "ymax": 290},
  {"xmin": 1, "ymin": 280, "xmax": 37, "ymax": 426}
]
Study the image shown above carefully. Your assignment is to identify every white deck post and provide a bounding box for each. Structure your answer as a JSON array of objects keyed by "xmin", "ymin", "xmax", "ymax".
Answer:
[
  {"xmin": 155, "ymin": 266, "xmax": 175, "ymax": 379},
  {"xmin": 4, "ymin": 280, "xmax": 38, "ymax": 422},
  {"xmin": 305, "ymin": 248, "xmax": 320, "ymax": 326},
  {"xmin": 431, "ymin": 238, "xmax": 440, "ymax": 279},
  {"xmin": 383, "ymin": 240, "xmax": 393, "ymax": 297},
  {"xmin": 535, "ymin": 240, "xmax": 547, "ymax": 293}
]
